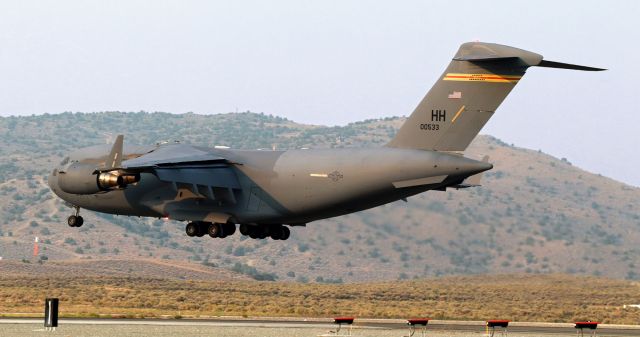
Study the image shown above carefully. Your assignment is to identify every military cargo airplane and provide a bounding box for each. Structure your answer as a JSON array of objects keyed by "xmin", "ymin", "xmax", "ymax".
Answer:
[{"xmin": 48, "ymin": 42, "xmax": 603, "ymax": 241}]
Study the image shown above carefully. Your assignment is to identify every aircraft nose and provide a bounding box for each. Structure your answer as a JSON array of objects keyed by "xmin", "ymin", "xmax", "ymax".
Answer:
[{"xmin": 47, "ymin": 169, "xmax": 58, "ymax": 191}]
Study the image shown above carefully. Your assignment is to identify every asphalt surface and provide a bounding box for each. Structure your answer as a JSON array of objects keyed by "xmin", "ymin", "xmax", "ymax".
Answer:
[{"xmin": 1, "ymin": 317, "xmax": 639, "ymax": 336}]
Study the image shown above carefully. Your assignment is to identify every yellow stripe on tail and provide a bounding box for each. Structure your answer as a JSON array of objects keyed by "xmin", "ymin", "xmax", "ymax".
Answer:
[{"xmin": 444, "ymin": 73, "xmax": 522, "ymax": 83}]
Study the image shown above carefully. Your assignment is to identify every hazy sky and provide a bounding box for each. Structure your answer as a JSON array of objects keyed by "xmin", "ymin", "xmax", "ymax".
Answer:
[{"xmin": 1, "ymin": 1, "xmax": 638, "ymax": 186}]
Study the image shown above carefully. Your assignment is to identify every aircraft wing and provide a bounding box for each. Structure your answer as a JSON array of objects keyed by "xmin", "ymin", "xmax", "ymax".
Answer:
[
  {"xmin": 100, "ymin": 139, "xmax": 242, "ymax": 198},
  {"xmin": 121, "ymin": 144, "xmax": 240, "ymax": 190},
  {"xmin": 120, "ymin": 143, "xmax": 230, "ymax": 169}
]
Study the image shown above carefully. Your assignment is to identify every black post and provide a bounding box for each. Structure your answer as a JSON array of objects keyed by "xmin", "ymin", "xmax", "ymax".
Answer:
[{"xmin": 44, "ymin": 298, "xmax": 59, "ymax": 328}]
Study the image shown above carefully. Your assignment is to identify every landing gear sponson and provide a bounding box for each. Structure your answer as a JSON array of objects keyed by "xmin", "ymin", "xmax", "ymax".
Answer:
[
  {"xmin": 185, "ymin": 222, "xmax": 290, "ymax": 240},
  {"xmin": 67, "ymin": 206, "xmax": 84, "ymax": 228}
]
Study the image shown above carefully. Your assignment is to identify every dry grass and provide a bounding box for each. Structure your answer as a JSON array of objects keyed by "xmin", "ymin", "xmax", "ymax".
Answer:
[{"xmin": 1, "ymin": 274, "xmax": 639, "ymax": 324}]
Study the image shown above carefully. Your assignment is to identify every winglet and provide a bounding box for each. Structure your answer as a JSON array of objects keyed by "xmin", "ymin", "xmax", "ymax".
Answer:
[{"xmin": 106, "ymin": 135, "xmax": 124, "ymax": 169}]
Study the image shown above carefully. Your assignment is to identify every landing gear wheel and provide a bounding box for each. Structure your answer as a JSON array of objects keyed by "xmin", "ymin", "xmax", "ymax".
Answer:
[
  {"xmin": 223, "ymin": 223, "xmax": 236, "ymax": 236},
  {"xmin": 68, "ymin": 206, "xmax": 83, "ymax": 227},
  {"xmin": 239, "ymin": 224, "xmax": 251, "ymax": 236},
  {"xmin": 185, "ymin": 222, "xmax": 199, "ymax": 237},
  {"xmin": 248, "ymin": 229, "xmax": 259, "ymax": 239},
  {"xmin": 196, "ymin": 223, "xmax": 206, "ymax": 237},
  {"xmin": 240, "ymin": 224, "xmax": 268, "ymax": 239},
  {"xmin": 68, "ymin": 215, "xmax": 78, "ymax": 227},
  {"xmin": 256, "ymin": 227, "xmax": 268, "ymax": 240},
  {"xmin": 248, "ymin": 226, "xmax": 265, "ymax": 239},
  {"xmin": 269, "ymin": 226, "xmax": 283, "ymax": 240},
  {"xmin": 281, "ymin": 226, "xmax": 290, "ymax": 240},
  {"xmin": 269, "ymin": 225, "xmax": 291, "ymax": 240},
  {"xmin": 208, "ymin": 223, "xmax": 223, "ymax": 238}
]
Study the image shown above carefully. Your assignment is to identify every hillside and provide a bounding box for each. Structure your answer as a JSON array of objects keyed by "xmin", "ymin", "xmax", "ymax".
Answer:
[
  {"xmin": 0, "ymin": 111, "xmax": 639, "ymax": 282},
  {"xmin": 0, "ymin": 259, "xmax": 249, "ymax": 281}
]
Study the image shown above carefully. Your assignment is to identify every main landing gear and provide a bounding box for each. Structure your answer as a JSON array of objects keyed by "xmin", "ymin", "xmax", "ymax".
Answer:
[
  {"xmin": 185, "ymin": 221, "xmax": 236, "ymax": 238},
  {"xmin": 67, "ymin": 206, "xmax": 84, "ymax": 227},
  {"xmin": 239, "ymin": 224, "xmax": 290, "ymax": 241},
  {"xmin": 184, "ymin": 222, "xmax": 291, "ymax": 240}
]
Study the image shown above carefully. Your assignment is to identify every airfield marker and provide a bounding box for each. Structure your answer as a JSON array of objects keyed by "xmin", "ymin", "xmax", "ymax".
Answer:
[
  {"xmin": 319, "ymin": 317, "xmax": 355, "ymax": 336},
  {"xmin": 405, "ymin": 318, "xmax": 429, "ymax": 337},
  {"xmin": 486, "ymin": 320, "xmax": 509, "ymax": 337},
  {"xmin": 575, "ymin": 321, "xmax": 598, "ymax": 337}
]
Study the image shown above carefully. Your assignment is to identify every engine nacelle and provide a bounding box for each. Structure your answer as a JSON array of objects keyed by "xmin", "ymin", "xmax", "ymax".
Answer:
[{"xmin": 58, "ymin": 162, "xmax": 140, "ymax": 195}]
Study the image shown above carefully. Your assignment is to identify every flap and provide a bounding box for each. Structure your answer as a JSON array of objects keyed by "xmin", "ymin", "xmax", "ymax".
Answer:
[{"xmin": 155, "ymin": 167, "xmax": 240, "ymax": 189}]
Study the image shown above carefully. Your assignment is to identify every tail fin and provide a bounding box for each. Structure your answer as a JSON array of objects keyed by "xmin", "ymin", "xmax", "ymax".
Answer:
[{"xmin": 387, "ymin": 42, "xmax": 604, "ymax": 152}]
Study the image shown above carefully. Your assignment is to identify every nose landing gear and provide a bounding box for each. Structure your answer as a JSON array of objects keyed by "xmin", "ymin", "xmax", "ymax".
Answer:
[{"xmin": 67, "ymin": 206, "xmax": 84, "ymax": 227}]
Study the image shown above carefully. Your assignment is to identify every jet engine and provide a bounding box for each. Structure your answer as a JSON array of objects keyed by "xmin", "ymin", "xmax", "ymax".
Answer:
[{"xmin": 58, "ymin": 162, "xmax": 139, "ymax": 194}]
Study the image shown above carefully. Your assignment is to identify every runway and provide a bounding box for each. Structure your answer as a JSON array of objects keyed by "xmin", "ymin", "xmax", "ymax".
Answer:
[{"xmin": 1, "ymin": 317, "xmax": 639, "ymax": 337}]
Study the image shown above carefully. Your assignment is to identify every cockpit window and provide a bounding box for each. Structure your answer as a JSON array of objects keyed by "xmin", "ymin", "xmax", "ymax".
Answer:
[{"xmin": 60, "ymin": 157, "xmax": 69, "ymax": 166}]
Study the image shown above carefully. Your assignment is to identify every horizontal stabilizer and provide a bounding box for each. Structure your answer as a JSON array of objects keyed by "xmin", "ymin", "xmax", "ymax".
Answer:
[
  {"xmin": 393, "ymin": 175, "xmax": 448, "ymax": 188},
  {"xmin": 536, "ymin": 60, "xmax": 606, "ymax": 71},
  {"xmin": 453, "ymin": 56, "xmax": 519, "ymax": 62}
]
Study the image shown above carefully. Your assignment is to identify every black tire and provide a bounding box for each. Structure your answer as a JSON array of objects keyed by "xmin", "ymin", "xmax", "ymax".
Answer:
[
  {"xmin": 196, "ymin": 228, "xmax": 206, "ymax": 237},
  {"xmin": 224, "ymin": 223, "xmax": 236, "ymax": 236},
  {"xmin": 256, "ymin": 227, "xmax": 268, "ymax": 240},
  {"xmin": 269, "ymin": 226, "xmax": 283, "ymax": 240},
  {"xmin": 76, "ymin": 216, "xmax": 84, "ymax": 228},
  {"xmin": 67, "ymin": 215, "xmax": 78, "ymax": 227},
  {"xmin": 208, "ymin": 223, "xmax": 222, "ymax": 238},
  {"xmin": 185, "ymin": 223, "xmax": 198, "ymax": 237},
  {"xmin": 281, "ymin": 226, "xmax": 291, "ymax": 240},
  {"xmin": 248, "ymin": 229, "xmax": 258, "ymax": 239},
  {"xmin": 239, "ymin": 224, "xmax": 251, "ymax": 236}
]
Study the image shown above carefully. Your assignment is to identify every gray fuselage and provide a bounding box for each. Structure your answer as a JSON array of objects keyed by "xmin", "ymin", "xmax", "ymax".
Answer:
[{"xmin": 48, "ymin": 144, "xmax": 490, "ymax": 226}]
